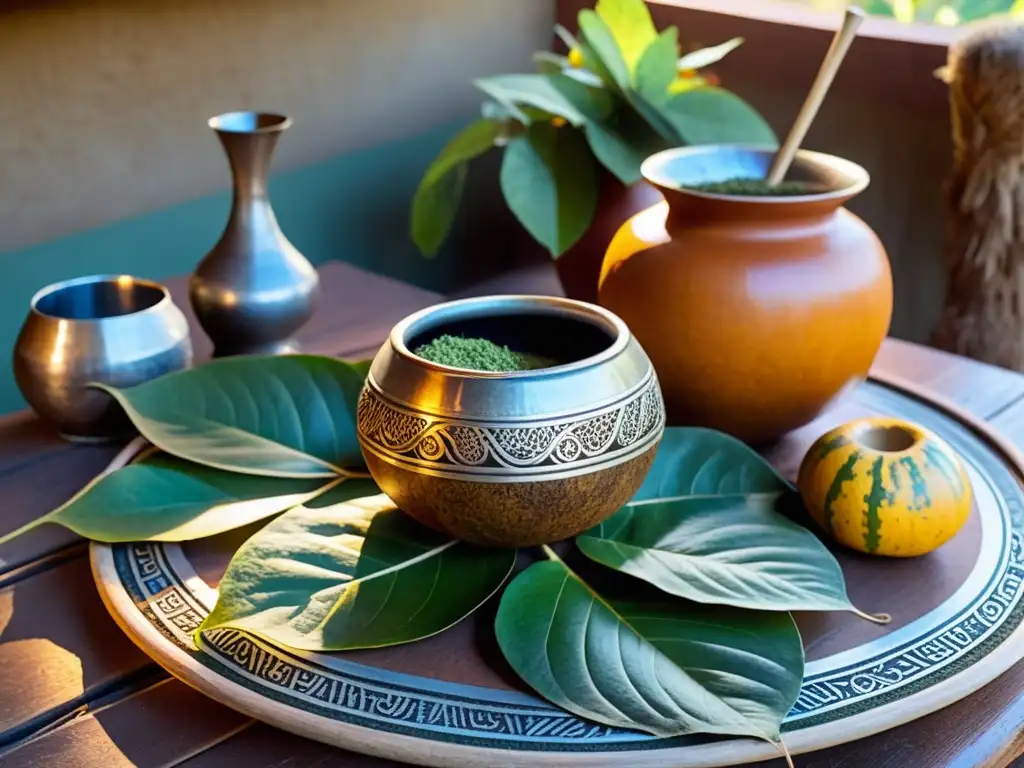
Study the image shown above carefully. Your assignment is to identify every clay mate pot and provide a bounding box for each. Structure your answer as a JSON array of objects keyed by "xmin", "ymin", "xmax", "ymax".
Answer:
[{"xmin": 599, "ymin": 145, "xmax": 892, "ymax": 443}]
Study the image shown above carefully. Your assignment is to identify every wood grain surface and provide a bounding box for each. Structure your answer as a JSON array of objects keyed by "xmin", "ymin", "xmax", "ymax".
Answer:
[
  {"xmin": 0, "ymin": 557, "xmax": 155, "ymax": 750},
  {"xmin": 0, "ymin": 679, "xmax": 250, "ymax": 768},
  {"xmin": 0, "ymin": 261, "xmax": 1021, "ymax": 767}
]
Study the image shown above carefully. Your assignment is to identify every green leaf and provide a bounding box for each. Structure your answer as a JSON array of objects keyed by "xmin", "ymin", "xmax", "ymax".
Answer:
[
  {"xmin": 627, "ymin": 92, "xmax": 683, "ymax": 143},
  {"xmin": 612, "ymin": 429, "xmax": 888, "ymax": 625},
  {"xmin": 500, "ymin": 123, "xmax": 598, "ymax": 256},
  {"xmin": 594, "ymin": 0, "xmax": 659, "ymax": 76},
  {"xmin": 98, "ymin": 355, "xmax": 369, "ymax": 479},
  {"xmin": 480, "ymin": 102, "xmax": 547, "ymax": 129},
  {"xmin": 349, "ymin": 358, "xmax": 373, "ymax": 379},
  {"xmin": 677, "ymin": 37, "xmax": 744, "ymax": 71},
  {"xmin": 584, "ymin": 123, "xmax": 645, "ymax": 185},
  {"xmin": 577, "ymin": 493, "xmax": 855, "ymax": 612},
  {"xmin": 634, "ymin": 427, "xmax": 790, "ymax": 501},
  {"xmin": 863, "ymin": 0, "xmax": 897, "ymax": 17},
  {"xmin": 533, "ymin": 51, "xmax": 570, "ymax": 74},
  {"xmin": 553, "ymin": 22, "xmax": 581, "ymax": 52},
  {"xmin": 475, "ymin": 74, "xmax": 612, "ymax": 126},
  {"xmin": 585, "ymin": 112, "xmax": 667, "ymax": 185},
  {"xmin": 200, "ymin": 491, "xmax": 516, "ymax": 650},
  {"xmin": 577, "ymin": 10, "xmax": 631, "ymax": 90},
  {"xmin": 0, "ymin": 453, "xmax": 344, "ymax": 545},
  {"xmin": 495, "ymin": 557, "xmax": 803, "ymax": 742},
  {"xmin": 412, "ymin": 120, "xmax": 499, "ymax": 256},
  {"xmin": 634, "ymin": 27, "xmax": 680, "ymax": 105},
  {"xmin": 561, "ymin": 67, "xmax": 605, "ymax": 88},
  {"xmin": 662, "ymin": 87, "xmax": 777, "ymax": 147},
  {"xmin": 412, "ymin": 163, "xmax": 468, "ymax": 257},
  {"xmin": 419, "ymin": 120, "xmax": 500, "ymax": 188},
  {"xmin": 580, "ymin": 18, "xmax": 684, "ymax": 145}
]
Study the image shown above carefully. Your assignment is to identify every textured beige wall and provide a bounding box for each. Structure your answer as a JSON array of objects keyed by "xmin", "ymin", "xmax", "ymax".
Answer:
[{"xmin": 0, "ymin": 0, "xmax": 553, "ymax": 251}]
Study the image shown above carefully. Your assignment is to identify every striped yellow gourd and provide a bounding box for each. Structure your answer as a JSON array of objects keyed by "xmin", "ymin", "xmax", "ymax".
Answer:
[{"xmin": 797, "ymin": 417, "xmax": 972, "ymax": 557}]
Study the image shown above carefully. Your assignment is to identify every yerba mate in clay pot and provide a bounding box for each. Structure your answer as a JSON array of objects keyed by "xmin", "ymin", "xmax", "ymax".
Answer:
[{"xmin": 599, "ymin": 145, "xmax": 892, "ymax": 443}]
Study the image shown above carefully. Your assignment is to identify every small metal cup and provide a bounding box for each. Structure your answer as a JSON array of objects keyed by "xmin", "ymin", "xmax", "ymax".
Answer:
[{"xmin": 13, "ymin": 275, "xmax": 193, "ymax": 442}]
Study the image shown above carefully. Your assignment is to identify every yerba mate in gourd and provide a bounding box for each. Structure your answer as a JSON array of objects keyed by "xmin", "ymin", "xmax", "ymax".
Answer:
[{"xmin": 414, "ymin": 335, "xmax": 554, "ymax": 372}]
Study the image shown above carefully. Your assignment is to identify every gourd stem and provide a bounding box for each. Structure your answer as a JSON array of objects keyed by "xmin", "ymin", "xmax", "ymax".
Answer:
[
  {"xmin": 337, "ymin": 469, "xmax": 372, "ymax": 480},
  {"xmin": 778, "ymin": 738, "xmax": 795, "ymax": 768},
  {"xmin": 0, "ymin": 514, "xmax": 52, "ymax": 547},
  {"xmin": 541, "ymin": 544, "xmax": 562, "ymax": 563},
  {"xmin": 852, "ymin": 606, "xmax": 892, "ymax": 625}
]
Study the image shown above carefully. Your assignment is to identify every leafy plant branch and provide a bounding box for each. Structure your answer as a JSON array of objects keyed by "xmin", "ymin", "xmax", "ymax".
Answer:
[{"xmin": 411, "ymin": 0, "xmax": 776, "ymax": 259}]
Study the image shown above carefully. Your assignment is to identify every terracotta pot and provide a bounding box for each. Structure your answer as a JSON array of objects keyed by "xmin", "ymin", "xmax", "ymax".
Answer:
[
  {"xmin": 554, "ymin": 174, "xmax": 663, "ymax": 304},
  {"xmin": 598, "ymin": 146, "xmax": 893, "ymax": 444}
]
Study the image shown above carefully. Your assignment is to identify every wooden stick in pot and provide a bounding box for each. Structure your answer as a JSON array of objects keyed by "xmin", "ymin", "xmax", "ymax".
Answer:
[{"xmin": 766, "ymin": 7, "xmax": 866, "ymax": 186}]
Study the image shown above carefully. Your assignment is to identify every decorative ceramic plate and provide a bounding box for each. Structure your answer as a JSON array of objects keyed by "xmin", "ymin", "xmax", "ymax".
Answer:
[{"xmin": 92, "ymin": 374, "xmax": 1024, "ymax": 767}]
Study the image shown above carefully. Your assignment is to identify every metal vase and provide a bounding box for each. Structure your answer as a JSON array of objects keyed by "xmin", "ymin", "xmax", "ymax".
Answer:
[{"xmin": 190, "ymin": 111, "xmax": 319, "ymax": 357}]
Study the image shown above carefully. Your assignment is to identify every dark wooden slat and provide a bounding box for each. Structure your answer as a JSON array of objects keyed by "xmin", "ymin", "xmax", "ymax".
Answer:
[
  {"xmin": 0, "ymin": 543, "xmax": 87, "ymax": 590},
  {"xmin": 291, "ymin": 265, "xmax": 442, "ymax": 357},
  {"xmin": 448, "ymin": 260, "xmax": 564, "ymax": 300},
  {"xmin": 0, "ymin": 411, "xmax": 78, "ymax": 474},
  {"xmin": 0, "ymin": 446, "xmax": 117, "ymax": 576},
  {"xmin": 986, "ymin": 396, "xmax": 1024, "ymax": 449},
  {"xmin": 874, "ymin": 338, "xmax": 1024, "ymax": 420},
  {"xmin": 0, "ymin": 679, "xmax": 250, "ymax": 768},
  {"xmin": 179, "ymin": 721, "xmax": 396, "ymax": 768},
  {"xmin": 0, "ymin": 557, "xmax": 153, "ymax": 747}
]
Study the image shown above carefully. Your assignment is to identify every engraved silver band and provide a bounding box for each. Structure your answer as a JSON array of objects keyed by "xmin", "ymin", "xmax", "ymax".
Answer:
[{"xmin": 357, "ymin": 373, "xmax": 666, "ymax": 483}]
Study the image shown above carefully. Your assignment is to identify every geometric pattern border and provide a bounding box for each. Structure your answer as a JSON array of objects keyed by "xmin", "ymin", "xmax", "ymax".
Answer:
[{"xmin": 357, "ymin": 373, "xmax": 665, "ymax": 480}]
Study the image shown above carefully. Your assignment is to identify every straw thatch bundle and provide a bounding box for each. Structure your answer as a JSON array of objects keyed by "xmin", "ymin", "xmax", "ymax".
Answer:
[{"xmin": 932, "ymin": 21, "xmax": 1024, "ymax": 369}]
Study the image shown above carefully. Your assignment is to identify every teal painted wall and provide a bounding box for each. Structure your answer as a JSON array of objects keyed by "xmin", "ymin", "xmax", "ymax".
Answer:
[
  {"xmin": 0, "ymin": 0, "xmax": 552, "ymax": 416},
  {"xmin": 0, "ymin": 121, "xmax": 518, "ymax": 414}
]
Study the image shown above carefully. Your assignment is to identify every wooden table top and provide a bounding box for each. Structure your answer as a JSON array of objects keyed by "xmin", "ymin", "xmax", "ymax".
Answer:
[{"xmin": 0, "ymin": 260, "xmax": 1021, "ymax": 768}]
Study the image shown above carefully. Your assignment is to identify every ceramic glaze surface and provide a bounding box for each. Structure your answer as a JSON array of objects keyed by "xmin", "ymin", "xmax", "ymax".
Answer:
[{"xmin": 599, "ymin": 146, "xmax": 893, "ymax": 443}]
